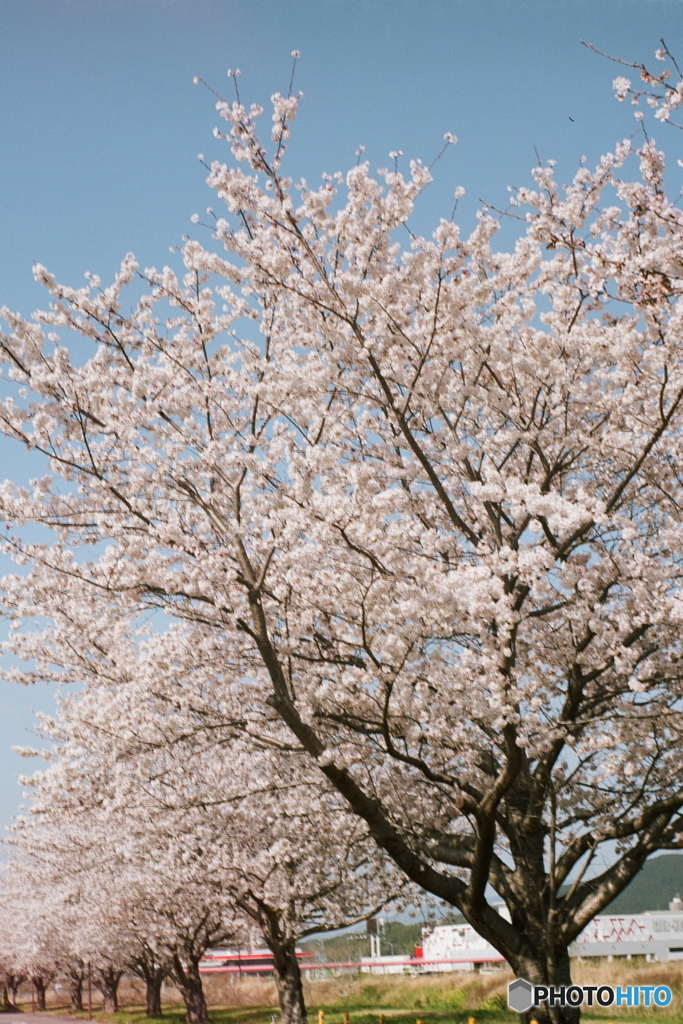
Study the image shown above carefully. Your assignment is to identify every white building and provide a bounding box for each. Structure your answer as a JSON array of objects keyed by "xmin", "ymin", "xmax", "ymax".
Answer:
[
  {"xmin": 419, "ymin": 923, "xmax": 505, "ymax": 971},
  {"xmin": 570, "ymin": 905, "xmax": 683, "ymax": 962},
  {"xmin": 359, "ymin": 919, "xmax": 506, "ymax": 974},
  {"xmin": 361, "ymin": 897, "xmax": 683, "ymax": 975}
]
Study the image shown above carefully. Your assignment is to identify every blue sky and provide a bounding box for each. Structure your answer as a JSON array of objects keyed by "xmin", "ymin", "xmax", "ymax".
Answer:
[{"xmin": 1, "ymin": 0, "xmax": 683, "ymax": 830}]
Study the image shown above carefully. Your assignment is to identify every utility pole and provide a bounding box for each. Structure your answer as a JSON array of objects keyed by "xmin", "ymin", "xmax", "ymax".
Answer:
[{"xmin": 367, "ymin": 917, "xmax": 385, "ymax": 959}]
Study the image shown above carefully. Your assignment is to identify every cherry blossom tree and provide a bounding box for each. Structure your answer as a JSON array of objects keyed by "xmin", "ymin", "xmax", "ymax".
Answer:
[
  {"xmin": 0, "ymin": 969, "xmax": 25, "ymax": 1010},
  {"xmin": 6, "ymin": 642, "xmax": 408, "ymax": 1024},
  {"xmin": 0, "ymin": 862, "xmax": 93, "ymax": 1013},
  {"xmin": 64, "ymin": 963, "xmax": 85, "ymax": 1015},
  {"xmin": 4, "ymin": 46, "xmax": 683, "ymax": 1024},
  {"xmin": 126, "ymin": 941, "xmax": 167, "ymax": 1018},
  {"xmin": 0, "ymin": 876, "xmax": 60, "ymax": 1011},
  {"xmin": 1, "ymin": 851, "xmax": 103, "ymax": 1010},
  {"xmin": 0, "ymin": 910, "xmax": 26, "ymax": 1008},
  {"xmin": 0, "ymin": 921, "xmax": 26, "ymax": 1009},
  {"xmin": 3, "ymin": 811, "xmax": 240, "ymax": 1024}
]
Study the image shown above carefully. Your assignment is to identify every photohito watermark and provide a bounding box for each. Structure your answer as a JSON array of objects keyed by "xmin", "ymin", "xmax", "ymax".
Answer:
[{"xmin": 508, "ymin": 979, "xmax": 673, "ymax": 1013}]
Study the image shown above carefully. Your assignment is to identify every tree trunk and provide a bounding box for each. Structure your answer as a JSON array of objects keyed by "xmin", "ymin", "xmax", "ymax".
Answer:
[
  {"xmin": 241, "ymin": 898, "xmax": 307, "ymax": 1024},
  {"xmin": 6, "ymin": 974, "xmax": 24, "ymax": 1006},
  {"xmin": 171, "ymin": 956, "xmax": 209, "ymax": 1024},
  {"xmin": 509, "ymin": 946, "xmax": 579, "ymax": 1024},
  {"xmin": 128, "ymin": 952, "xmax": 166, "ymax": 1017},
  {"xmin": 271, "ymin": 941, "xmax": 307, "ymax": 1024},
  {"xmin": 68, "ymin": 971, "xmax": 84, "ymax": 1013},
  {"xmin": 94, "ymin": 967, "xmax": 123, "ymax": 1014},
  {"xmin": 145, "ymin": 971, "xmax": 164, "ymax": 1017},
  {"xmin": 32, "ymin": 977, "xmax": 48, "ymax": 1011}
]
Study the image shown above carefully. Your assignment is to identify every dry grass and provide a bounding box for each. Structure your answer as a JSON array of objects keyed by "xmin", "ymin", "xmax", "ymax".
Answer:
[
  {"xmin": 201, "ymin": 975, "xmax": 280, "ymax": 1009},
  {"xmin": 572, "ymin": 959, "xmax": 683, "ymax": 1017},
  {"xmin": 301, "ymin": 958, "xmax": 683, "ymax": 1016},
  {"xmin": 20, "ymin": 958, "xmax": 683, "ymax": 1023},
  {"xmin": 302, "ymin": 969, "xmax": 513, "ymax": 1012}
]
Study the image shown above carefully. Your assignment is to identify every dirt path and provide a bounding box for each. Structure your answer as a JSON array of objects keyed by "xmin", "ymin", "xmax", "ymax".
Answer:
[{"xmin": 0, "ymin": 1015, "xmax": 80, "ymax": 1024}]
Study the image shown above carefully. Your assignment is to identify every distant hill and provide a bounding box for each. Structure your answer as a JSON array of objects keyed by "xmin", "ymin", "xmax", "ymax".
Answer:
[{"xmin": 603, "ymin": 854, "xmax": 683, "ymax": 914}]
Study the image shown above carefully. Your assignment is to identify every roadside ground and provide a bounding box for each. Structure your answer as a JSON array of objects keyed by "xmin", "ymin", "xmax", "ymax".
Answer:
[{"xmin": 8, "ymin": 1005, "xmax": 673, "ymax": 1024}]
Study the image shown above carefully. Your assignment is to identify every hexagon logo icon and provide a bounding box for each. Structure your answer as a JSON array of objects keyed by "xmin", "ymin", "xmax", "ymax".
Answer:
[{"xmin": 508, "ymin": 978, "xmax": 534, "ymax": 1013}]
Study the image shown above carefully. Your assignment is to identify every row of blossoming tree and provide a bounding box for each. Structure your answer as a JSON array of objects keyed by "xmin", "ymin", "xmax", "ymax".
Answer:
[
  {"xmin": 0, "ymin": 650, "xmax": 408, "ymax": 1023},
  {"xmin": 1, "ymin": 43, "xmax": 683, "ymax": 1024}
]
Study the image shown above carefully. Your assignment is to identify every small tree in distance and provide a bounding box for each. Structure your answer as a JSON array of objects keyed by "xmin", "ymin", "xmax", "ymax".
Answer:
[{"xmin": 3, "ymin": 45, "xmax": 683, "ymax": 1024}]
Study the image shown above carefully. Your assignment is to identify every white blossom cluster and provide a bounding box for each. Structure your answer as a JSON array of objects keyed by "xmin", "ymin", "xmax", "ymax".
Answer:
[
  {"xmin": 605, "ymin": 43, "xmax": 683, "ymax": 128},
  {"xmin": 0, "ymin": 47, "xmax": 683, "ymax": 1024},
  {"xmin": 0, "ymin": 641, "xmax": 407, "ymax": 1023}
]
